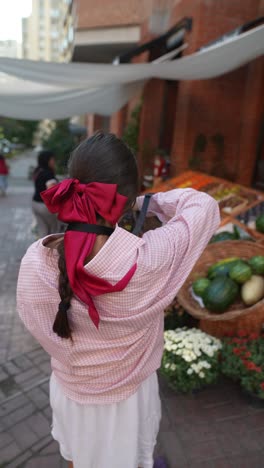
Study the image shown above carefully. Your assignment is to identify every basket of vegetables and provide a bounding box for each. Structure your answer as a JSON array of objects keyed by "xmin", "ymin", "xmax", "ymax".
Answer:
[{"xmin": 177, "ymin": 241, "xmax": 264, "ymax": 337}]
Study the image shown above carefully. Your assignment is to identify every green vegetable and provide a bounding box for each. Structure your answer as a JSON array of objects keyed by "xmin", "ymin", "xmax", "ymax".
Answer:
[
  {"xmin": 210, "ymin": 232, "xmax": 237, "ymax": 243},
  {"xmin": 203, "ymin": 276, "xmax": 239, "ymax": 312},
  {"xmin": 192, "ymin": 278, "xmax": 211, "ymax": 297},
  {"xmin": 256, "ymin": 214, "xmax": 264, "ymax": 233},
  {"xmin": 208, "ymin": 257, "xmax": 241, "ymax": 280},
  {"xmin": 233, "ymin": 225, "xmax": 252, "ymax": 241},
  {"xmin": 233, "ymin": 225, "xmax": 241, "ymax": 239},
  {"xmin": 229, "ymin": 262, "xmax": 252, "ymax": 284},
  {"xmin": 248, "ymin": 256, "xmax": 264, "ymax": 275},
  {"xmin": 241, "ymin": 275, "xmax": 264, "ymax": 306}
]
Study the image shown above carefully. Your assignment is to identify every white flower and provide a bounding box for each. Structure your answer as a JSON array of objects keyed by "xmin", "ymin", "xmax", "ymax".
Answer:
[
  {"xmin": 164, "ymin": 328, "xmax": 221, "ymax": 366},
  {"xmin": 183, "ymin": 341, "xmax": 192, "ymax": 349},
  {"xmin": 187, "ymin": 368, "xmax": 193, "ymax": 375},
  {"xmin": 182, "ymin": 355, "xmax": 192, "ymax": 363},
  {"xmin": 165, "ymin": 345, "xmax": 172, "ymax": 352},
  {"xmin": 199, "ymin": 372, "xmax": 205, "ymax": 378},
  {"xmin": 165, "ymin": 363, "xmax": 170, "ymax": 369},
  {"xmin": 170, "ymin": 363, "xmax": 177, "ymax": 371}
]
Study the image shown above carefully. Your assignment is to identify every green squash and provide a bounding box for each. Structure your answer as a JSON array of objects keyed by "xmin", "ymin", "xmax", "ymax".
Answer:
[
  {"xmin": 203, "ymin": 276, "xmax": 239, "ymax": 313},
  {"xmin": 192, "ymin": 278, "xmax": 211, "ymax": 298},
  {"xmin": 256, "ymin": 214, "xmax": 264, "ymax": 233},
  {"xmin": 208, "ymin": 257, "xmax": 241, "ymax": 280},
  {"xmin": 248, "ymin": 256, "xmax": 264, "ymax": 275},
  {"xmin": 210, "ymin": 231, "xmax": 237, "ymax": 243},
  {"xmin": 229, "ymin": 262, "xmax": 252, "ymax": 284}
]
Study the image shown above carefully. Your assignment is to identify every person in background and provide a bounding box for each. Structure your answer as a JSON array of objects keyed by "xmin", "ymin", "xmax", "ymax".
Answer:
[
  {"xmin": 32, "ymin": 150, "xmax": 59, "ymax": 237},
  {"xmin": 0, "ymin": 154, "xmax": 9, "ymax": 196},
  {"xmin": 17, "ymin": 133, "xmax": 220, "ymax": 468}
]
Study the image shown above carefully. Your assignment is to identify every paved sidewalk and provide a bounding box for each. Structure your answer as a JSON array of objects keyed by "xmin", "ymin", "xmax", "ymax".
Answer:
[
  {"xmin": 0, "ymin": 175, "xmax": 264, "ymax": 467},
  {"xmin": 0, "ymin": 177, "xmax": 67, "ymax": 467}
]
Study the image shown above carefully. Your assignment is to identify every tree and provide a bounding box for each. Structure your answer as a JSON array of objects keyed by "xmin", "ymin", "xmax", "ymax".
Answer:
[
  {"xmin": 123, "ymin": 102, "xmax": 142, "ymax": 154},
  {"xmin": 0, "ymin": 118, "xmax": 39, "ymax": 147},
  {"xmin": 41, "ymin": 120, "xmax": 77, "ymax": 174}
]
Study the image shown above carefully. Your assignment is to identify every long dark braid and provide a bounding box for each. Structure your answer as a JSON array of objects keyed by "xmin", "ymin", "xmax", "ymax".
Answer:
[{"xmin": 53, "ymin": 241, "xmax": 73, "ymax": 339}]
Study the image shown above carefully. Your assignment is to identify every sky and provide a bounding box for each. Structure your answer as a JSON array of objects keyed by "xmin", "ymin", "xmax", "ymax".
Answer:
[{"xmin": 0, "ymin": 0, "xmax": 32, "ymax": 42}]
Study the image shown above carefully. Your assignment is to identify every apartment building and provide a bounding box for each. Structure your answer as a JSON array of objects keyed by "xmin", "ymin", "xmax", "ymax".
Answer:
[
  {"xmin": 0, "ymin": 40, "xmax": 19, "ymax": 58},
  {"xmin": 22, "ymin": 0, "xmax": 74, "ymax": 62}
]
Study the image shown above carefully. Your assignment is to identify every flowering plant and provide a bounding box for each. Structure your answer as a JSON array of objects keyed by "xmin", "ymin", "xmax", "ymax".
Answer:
[
  {"xmin": 161, "ymin": 328, "xmax": 222, "ymax": 393},
  {"xmin": 221, "ymin": 331, "xmax": 264, "ymax": 400}
]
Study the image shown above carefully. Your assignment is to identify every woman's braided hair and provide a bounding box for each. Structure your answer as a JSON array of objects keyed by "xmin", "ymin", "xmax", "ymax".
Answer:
[
  {"xmin": 53, "ymin": 241, "xmax": 73, "ymax": 339},
  {"xmin": 53, "ymin": 132, "xmax": 138, "ymax": 339}
]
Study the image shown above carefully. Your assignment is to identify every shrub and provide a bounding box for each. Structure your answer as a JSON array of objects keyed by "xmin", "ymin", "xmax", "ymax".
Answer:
[{"xmin": 221, "ymin": 331, "xmax": 264, "ymax": 399}]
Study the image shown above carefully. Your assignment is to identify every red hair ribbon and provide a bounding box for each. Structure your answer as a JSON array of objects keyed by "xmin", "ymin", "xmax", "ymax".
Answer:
[{"xmin": 41, "ymin": 179, "xmax": 137, "ymax": 328}]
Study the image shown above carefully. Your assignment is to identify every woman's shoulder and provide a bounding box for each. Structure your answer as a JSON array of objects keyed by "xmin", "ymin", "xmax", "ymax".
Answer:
[
  {"xmin": 18, "ymin": 239, "xmax": 58, "ymax": 302},
  {"xmin": 22, "ymin": 237, "xmax": 60, "ymax": 266}
]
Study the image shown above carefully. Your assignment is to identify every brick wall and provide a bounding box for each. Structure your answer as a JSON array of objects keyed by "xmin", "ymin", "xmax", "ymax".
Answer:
[
  {"xmin": 75, "ymin": 0, "xmax": 152, "ymax": 30},
  {"xmin": 169, "ymin": 0, "xmax": 264, "ymax": 185},
  {"xmin": 135, "ymin": 0, "xmax": 264, "ymax": 185}
]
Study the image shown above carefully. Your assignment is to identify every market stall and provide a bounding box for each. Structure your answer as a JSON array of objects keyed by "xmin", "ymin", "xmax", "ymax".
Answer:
[
  {"xmin": 156, "ymin": 172, "xmax": 264, "ymax": 400},
  {"xmin": 149, "ymin": 171, "xmax": 264, "ymax": 337}
]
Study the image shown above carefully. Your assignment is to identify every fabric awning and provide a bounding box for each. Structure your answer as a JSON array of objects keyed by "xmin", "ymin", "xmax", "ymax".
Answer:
[{"xmin": 0, "ymin": 25, "xmax": 263, "ymax": 120}]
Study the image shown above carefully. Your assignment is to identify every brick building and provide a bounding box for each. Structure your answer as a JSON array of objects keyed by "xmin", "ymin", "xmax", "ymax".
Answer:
[{"xmin": 72, "ymin": 0, "xmax": 264, "ymax": 188}]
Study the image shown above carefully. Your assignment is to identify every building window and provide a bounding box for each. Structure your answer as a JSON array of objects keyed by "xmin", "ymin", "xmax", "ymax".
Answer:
[
  {"xmin": 39, "ymin": 28, "xmax": 45, "ymax": 38},
  {"xmin": 51, "ymin": 30, "xmax": 59, "ymax": 39},
  {"xmin": 52, "ymin": 41, "xmax": 58, "ymax": 51},
  {"xmin": 68, "ymin": 25, "xmax": 74, "ymax": 43},
  {"xmin": 39, "ymin": 40, "xmax": 45, "ymax": 50},
  {"xmin": 51, "ymin": 9, "xmax": 59, "ymax": 18}
]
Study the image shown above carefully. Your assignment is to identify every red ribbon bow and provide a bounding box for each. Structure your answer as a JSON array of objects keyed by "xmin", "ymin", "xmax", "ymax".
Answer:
[{"xmin": 41, "ymin": 179, "xmax": 136, "ymax": 328}]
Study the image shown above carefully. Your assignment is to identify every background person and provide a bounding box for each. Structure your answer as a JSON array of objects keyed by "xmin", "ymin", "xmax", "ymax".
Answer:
[
  {"xmin": 17, "ymin": 132, "xmax": 220, "ymax": 468},
  {"xmin": 32, "ymin": 150, "xmax": 59, "ymax": 237},
  {"xmin": 0, "ymin": 153, "xmax": 9, "ymax": 196}
]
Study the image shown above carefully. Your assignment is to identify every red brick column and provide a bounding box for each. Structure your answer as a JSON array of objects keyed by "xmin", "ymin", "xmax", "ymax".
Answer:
[
  {"xmin": 86, "ymin": 114, "xmax": 103, "ymax": 135},
  {"xmin": 110, "ymin": 106, "xmax": 127, "ymax": 137},
  {"xmin": 138, "ymin": 78, "xmax": 166, "ymax": 176}
]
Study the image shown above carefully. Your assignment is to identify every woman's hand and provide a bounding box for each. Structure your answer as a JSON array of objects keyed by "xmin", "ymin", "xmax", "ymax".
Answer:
[{"xmin": 132, "ymin": 199, "xmax": 139, "ymax": 212}]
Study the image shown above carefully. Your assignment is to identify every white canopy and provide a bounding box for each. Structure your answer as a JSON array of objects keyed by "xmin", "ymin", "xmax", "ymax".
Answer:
[{"xmin": 0, "ymin": 25, "xmax": 263, "ymax": 120}]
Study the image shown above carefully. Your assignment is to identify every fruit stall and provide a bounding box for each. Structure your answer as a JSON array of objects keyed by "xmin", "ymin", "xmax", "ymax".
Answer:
[
  {"xmin": 149, "ymin": 171, "xmax": 264, "ymax": 338},
  {"xmin": 149, "ymin": 171, "xmax": 264, "ymax": 400}
]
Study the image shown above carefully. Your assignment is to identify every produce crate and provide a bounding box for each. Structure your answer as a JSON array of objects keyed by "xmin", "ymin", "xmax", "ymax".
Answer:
[
  {"xmin": 212, "ymin": 220, "xmax": 257, "ymax": 242},
  {"xmin": 147, "ymin": 170, "xmax": 264, "ymax": 230},
  {"xmin": 236, "ymin": 200, "xmax": 264, "ymax": 242}
]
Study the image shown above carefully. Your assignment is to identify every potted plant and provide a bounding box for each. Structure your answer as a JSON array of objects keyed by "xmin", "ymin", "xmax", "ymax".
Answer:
[
  {"xmin": 221, "ymin": 331, "xmax": 264, "ymax": 403},
  {"xmin": 161, "ymin": 328, "xmax": 222, "ymax": 393}
]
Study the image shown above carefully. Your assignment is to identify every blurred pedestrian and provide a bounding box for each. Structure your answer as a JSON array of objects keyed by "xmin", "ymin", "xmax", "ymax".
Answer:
[
  {"xmin": 32, "ymin": 150, "xmax": 59, "ymax": 237},
  {"xmin": 0, "ymin": 153, "xmax": 9, "ymax": 196}
]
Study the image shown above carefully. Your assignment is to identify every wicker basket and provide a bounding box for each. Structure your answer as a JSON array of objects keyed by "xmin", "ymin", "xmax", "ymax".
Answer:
[{"xmin": 177, "ymin": 241, "xmax": 264, "ymax": 336}]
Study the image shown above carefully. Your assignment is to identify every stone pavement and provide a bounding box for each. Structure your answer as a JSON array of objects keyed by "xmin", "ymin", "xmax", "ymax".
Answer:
[{"xmin": 0, "ymin": 172, "xmax": 264, "ymax": 467}]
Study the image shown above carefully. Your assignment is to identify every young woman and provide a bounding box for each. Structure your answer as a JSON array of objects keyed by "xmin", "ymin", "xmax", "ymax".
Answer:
[
  {"xmin": 32, "ymin": 150, "xmax": 59, "ymax": 237},
  {"xmin": 17, "ymin": 133, "xmax": 220, "ymax": 468}
]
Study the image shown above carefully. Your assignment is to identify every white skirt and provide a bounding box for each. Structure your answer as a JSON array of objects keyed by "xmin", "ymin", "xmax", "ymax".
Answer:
[{"xmin": 50, "ymin": 372, "xmax": 161, "ymax": 468}]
